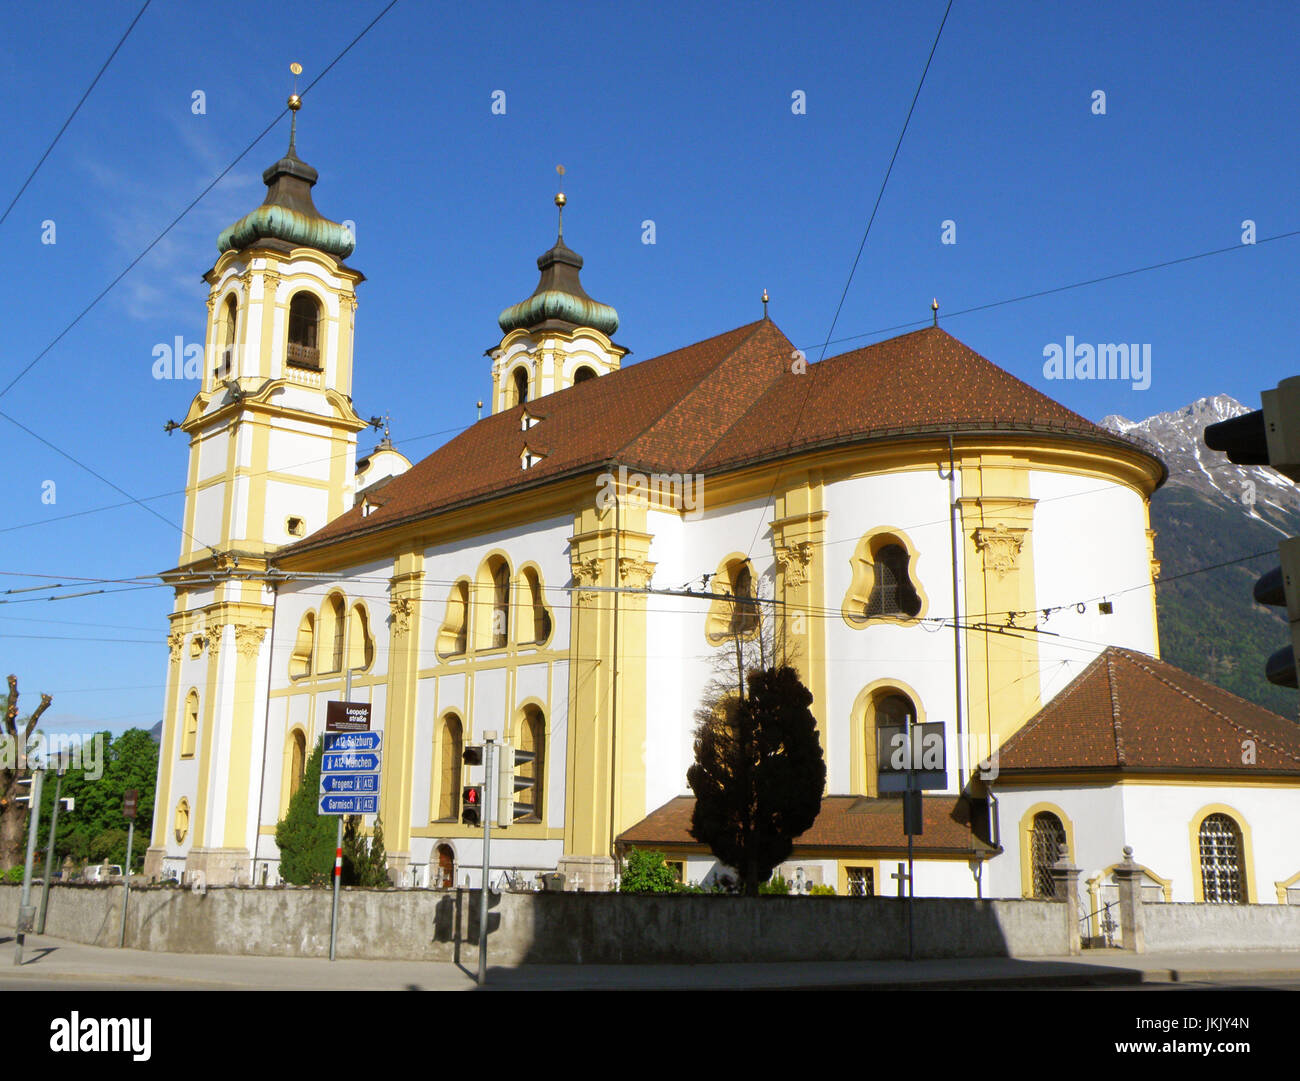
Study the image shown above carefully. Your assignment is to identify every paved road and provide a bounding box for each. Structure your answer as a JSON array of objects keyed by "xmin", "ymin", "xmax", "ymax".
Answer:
[{"xmin": 7, "ymin": 932, "xmax": 1300, "ymax": 991}]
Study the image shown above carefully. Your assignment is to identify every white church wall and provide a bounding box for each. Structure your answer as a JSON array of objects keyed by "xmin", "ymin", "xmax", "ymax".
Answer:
[
  {"xmin": 987, "ymin": 785, "xmax": 1128, "ymax": 900},
  {"xmin": 643, "ymin": 496, "xmax": 774, "ymax": 816},
  {"xmin": 1119, "ymin": 782, "xmax": 1300, "ymax": 904},
  {"xmin": 1029, "ymin": 470, "xmax": 1157, "ymax": 707},
  {"xmin": 266, "ymin": 425, "xmax": 334, "ymax": 484},
  {"xmin": 822, "ymin": 467, "xmax": 962, "ymax": 794}
]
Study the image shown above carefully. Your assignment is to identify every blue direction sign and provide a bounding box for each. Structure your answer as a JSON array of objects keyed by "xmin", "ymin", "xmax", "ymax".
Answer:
[
  {"xmin": 322, "ymin": 750, "xmax": 380, "ymax": 773},
  {"xmin": 321, "ymin": 772, "xmax": 380, "ymax": 793},
  {"xmin": 319, "ymin": 793, "xmax": 379, "ymax": 815},
  {"xmin": 324, "ymin": 731, "xmax": 382, "ymax": 753}
]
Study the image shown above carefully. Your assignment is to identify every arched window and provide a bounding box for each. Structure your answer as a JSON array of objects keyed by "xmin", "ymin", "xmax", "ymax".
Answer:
[
  {"xmin": 289, "ymin": 613, "xmax": 314, "ymax": 679},
  {"xmin": 867, "ymin": 543, "xmax": 921, "ymax": 618},
  {"xmin": 518, "ymin": 705, "xmax": 545, "ymax": 822},
  {"xmin": 319, "ymin": 594, "xmax": 346, "ymax": 674},
  {"xmin": 437, "ymin": 714, "xmax": 463, "ymax": 821},
  {"xmin": 437, "ymin": 580, "xmax": 470, "ymax": 657},
  {"xmin": 844, "ymin": 531, "xmax": 926, "ymax": 625},
  {"xmin": 490, "ymin": 559, "xmax": 510, "ymax": 648},
  {"xmin": 1199, "ymin": 813, "xmax": 1246, "ymax": 903},
  {"xmin": 511, "ymin": 367, "xmax": 529, "ymax": 407},
  {"xmin": 174, "ymin": 798, "xmax": 190, "ymax": 844},
  {"xmin": 706, "ymin": 557, "xmax": 760, "ymax": 643},
  {"xmin": 347, "ymin": 603, "xmax": 374, "ymax": 670},
  {"xmin": 434, "ymin": 843, "xmax": 455, "ymax": 889},
  {"xmin": 521, "ymin": 567, "xmax": 552, "ymax": 645},
  {"xmin": 1030, "ymin": 812, "xmax": 1067, "ymax": 899},
  {"xmin": 289, "ymin": 730, "xmax": 307, "ymax": 798},
  {"xmin": 287, "ymin": 292, "xmax": 322, "ymax": 369},
  {"xmin": 869, "ymin": 689, "xmax": 917, "ymax": 784},
  {"xmin": 181, "ymin": 690, "xmax": 199, "ymax": 758},
  {"xmin": 219, "ymin": 294, "xmax": 238, "ymax": 376},
  {"xmin": 573, "ymin": 365, "xmax": 596, "ymax": 384}
]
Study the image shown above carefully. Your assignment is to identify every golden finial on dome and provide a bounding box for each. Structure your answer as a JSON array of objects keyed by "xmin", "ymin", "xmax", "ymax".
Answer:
[
  {"xmin": 555, "ymin": 164, "xmax": 566, "ymax": 237},
  {"xmin": 762, "ymin": 288, "xmax": 770, "ymax": 318},
  {"xmin": 286, "ymin": 63, "xmax": 304, "ymax": 151},
  {"xmin": 931, "ymin": 297, "xmax": 939, "ymax": 327}
]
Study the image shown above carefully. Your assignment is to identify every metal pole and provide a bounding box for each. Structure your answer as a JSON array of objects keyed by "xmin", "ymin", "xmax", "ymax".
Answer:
[
  {"xmin": 909, "ymin": 769, "xmax": 920, "ymax": 961},
  {"xmin": 37, "ymin": 768, "xmax": 63, "ymax": 934},
  {"xmin": 14, "ymin": 770, "xmax": 43, "ymax": 966},
  {"xmin": 329, "ymin": 816, "xmax": 343, "ymax": 961},
  {"xmin": 118, "ymin": 819, "xmax": 134, "ymax": 948},
  {"xmin": 329, "ymin": 666, "xmax": 353, "ymax": 963},
  {"xmin": 478, "ymin": 734, "xmax": 494, "ymax": 986}
]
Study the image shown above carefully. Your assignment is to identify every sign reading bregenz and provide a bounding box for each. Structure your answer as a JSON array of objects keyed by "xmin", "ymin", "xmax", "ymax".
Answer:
[{"xmin": 318, "ymin": 708, "xmax": 382, "ymax": 815}]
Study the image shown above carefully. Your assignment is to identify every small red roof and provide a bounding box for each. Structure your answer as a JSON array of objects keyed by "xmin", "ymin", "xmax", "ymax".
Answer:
[
  {"xmin": 616, "ymin": 794, "xmax": 996, "ymax": 857},
  {"xmin": 996, "ymin": 647, "xmax": 1300, "ymax": 777}
]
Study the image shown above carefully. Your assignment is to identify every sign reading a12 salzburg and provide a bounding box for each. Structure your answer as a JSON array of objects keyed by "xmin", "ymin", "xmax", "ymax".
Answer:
[{"xmin": 318, "ymin": 708, "xmax": 382, "ymax": 815}]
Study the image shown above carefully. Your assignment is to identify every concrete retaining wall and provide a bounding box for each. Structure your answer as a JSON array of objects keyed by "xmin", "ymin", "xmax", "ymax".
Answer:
[
  {"xmin": 0, "ymin": 884, "xmax": 1067, "ymax": 963},
  {"xmin": 1143, "ymin": 902, "xmax": 1300, "ymax": 953}
]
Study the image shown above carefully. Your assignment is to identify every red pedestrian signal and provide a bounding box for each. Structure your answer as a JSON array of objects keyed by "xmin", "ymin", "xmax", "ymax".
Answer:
[{"xmin": 461, "ymin": 784, "xmax": 482, "ymax": 826}]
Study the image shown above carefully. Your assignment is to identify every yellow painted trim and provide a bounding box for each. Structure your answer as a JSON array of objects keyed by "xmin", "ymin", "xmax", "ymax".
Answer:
[
  {"xmin": 1017, "ymin": 801, "xmax": 1076, "ymax": 899},
  {"xmin": 840, "ymin": 525, "xmax": 931, "ymax": 629},
  {"xmin": 836, "ymin": 860, "xmax": 882, "ymax": 896},
  {"xmin": 1189, "ymin": 802, "xmax": 1256, "ymax": 903},
  {"xmin": 1274, "ymin": 867, "xmax": 1300, "ymax": 904},
  {"xmin": 278, "ymin": 725, "xmax": 308, "ymax": 820},
  {"xmin": 848, "ymin": 677, "xmax": 929, "ymax": 797}
]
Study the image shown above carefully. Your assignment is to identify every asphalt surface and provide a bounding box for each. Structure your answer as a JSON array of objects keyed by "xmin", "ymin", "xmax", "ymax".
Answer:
[{"xmin": 6, "ymin": 932, "xmax": 1300, "ymax": 990}]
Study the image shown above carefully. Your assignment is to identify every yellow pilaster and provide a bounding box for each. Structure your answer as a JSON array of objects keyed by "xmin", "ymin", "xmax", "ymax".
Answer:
[{"xmin": 381, "ymin": 551, "xmax": 424, "ymax": 858}]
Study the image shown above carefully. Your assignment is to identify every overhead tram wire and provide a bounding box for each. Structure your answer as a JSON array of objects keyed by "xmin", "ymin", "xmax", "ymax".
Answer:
[
  {"xmin": 0, "ymin": 1, "xmax": 402, "ymax": 568},
  {"xmin": 0, "ymin": 0, "xmax": 400, "ymax": 403},
  {"xmin": 0, "ymin": 0, "xmax": 153, "ymax": 229},
  {"xmin": 741, "ymin": 0, "xmax": 954, "ymax": 564}
]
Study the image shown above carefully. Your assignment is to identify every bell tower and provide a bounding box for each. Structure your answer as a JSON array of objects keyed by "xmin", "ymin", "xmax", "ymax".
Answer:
[
  {"xmin": 145, "ymin": 77, "xmax": 367, "ymax": 885},
  {"xmin": 492, "ymin": 179, "xmax": 626, "ymax": 413}
]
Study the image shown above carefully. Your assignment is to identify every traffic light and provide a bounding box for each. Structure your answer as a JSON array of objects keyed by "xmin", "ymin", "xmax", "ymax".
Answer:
[
  {"xmin": 1205, "ymin": 376, "xmax": 1300, "ymax": 688},
  {"xmin": 461, "ymin": 784, "xmax": 483, "ymax": 826},
  {"xmin": 462, "ymin": 744, "xmax": 483, "ymax": 767},
  {"xmin": 496, "ymin": 743, "xmax": 536, "ymax": 827}
]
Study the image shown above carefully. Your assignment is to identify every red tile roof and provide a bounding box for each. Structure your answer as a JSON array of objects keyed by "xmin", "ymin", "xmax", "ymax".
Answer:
[
  {"xmin": 996, "ymin": 647, "xmax": 1300, "ymax": 777},
  {"xmin": 283, "ymin": 322, "xmax": 1161, "ymax": 556},
  {"xmin": 616, "ymin": 794, "xmax": 996, "ymax": 857}
]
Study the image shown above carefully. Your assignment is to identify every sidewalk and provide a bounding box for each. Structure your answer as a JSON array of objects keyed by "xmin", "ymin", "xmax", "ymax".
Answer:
[{"xmin": 8, "ymin": 932, "xmax": 1300, "ymax": 990}]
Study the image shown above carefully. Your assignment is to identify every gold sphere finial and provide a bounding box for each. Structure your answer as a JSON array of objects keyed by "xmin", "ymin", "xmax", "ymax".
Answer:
[
  {"xmin": 287, "ymin": 93, "xmax": 302, "ymax": 111},
  {"xmin": 555, "ymin": 192, "xmax": 567, "ymax": 208}
]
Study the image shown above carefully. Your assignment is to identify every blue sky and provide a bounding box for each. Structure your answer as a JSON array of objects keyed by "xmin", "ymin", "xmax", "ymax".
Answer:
[{"xmin": 0, "ymin": 0, "xmax": 1296, "ymax": 734}]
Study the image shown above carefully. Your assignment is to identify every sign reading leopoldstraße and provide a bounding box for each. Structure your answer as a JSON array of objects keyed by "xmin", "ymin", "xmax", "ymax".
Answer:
[{"xmin": 326, "ymin": 701, "xmax": 372, "ymax": 733}]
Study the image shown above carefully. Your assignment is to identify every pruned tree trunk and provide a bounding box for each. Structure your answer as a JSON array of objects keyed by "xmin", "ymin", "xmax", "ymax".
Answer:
[{"xmin": 0, "ymin": 674, "xmax": 52, "ymax": 870}]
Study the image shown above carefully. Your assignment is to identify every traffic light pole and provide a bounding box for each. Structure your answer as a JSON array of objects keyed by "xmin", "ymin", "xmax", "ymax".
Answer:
[
  {"xmin": 13, "ymin": 770, "xmax": 43, "ymax": 966},
  {"xmin": 329, "ymin": 668, "xmax": 352, "ymax": 963},
  {"xmin": 478, "ymin": 733, "xmax": 495, "ymax": 986},
  {"xmin": 37, "ymin": 766, "xmax": 64, "ymax": 934}
]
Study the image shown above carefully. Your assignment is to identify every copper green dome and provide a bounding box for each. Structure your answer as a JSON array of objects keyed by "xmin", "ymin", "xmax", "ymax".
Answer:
[
  {"xmin": 217, "ymin": 133, "xmax": 354, "ymax": 259},
  {"xmin": 498, "ymin": 236, "xmax": 619, "ymax": 336}
]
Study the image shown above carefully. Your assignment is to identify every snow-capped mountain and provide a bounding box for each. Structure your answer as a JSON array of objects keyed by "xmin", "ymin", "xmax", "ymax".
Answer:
[
  {"xmin": 1098, "ymin": 395, "xmax": 1299, "ymax": 719},
  {"xmin": 1102, "ymin": 395, "xmax": 1300, "ymax": 537}
]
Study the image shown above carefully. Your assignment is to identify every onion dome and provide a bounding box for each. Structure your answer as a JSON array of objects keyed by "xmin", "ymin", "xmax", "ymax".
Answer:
[
  {"xmin": 498, "ymin": 194, "xmax": 619, "ymax": 336},
  {"xmin": 216, "ymin": 94, "xmax": 354, "ymax": 259}
]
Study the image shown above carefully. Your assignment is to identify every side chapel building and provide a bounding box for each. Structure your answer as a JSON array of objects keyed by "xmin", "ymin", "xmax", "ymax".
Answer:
[{"xmin": 145, "ymin": 104, "xmax": 1300, "ymax": 910}]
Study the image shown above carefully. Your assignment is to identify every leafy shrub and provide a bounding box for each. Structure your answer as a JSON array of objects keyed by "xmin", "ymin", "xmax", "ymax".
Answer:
[
  {"xmin": 759, "ymin": 874, "xmax": 790, "ymax": 895},
  {"xmin": 808, "ymin": 883, "xmax": 836, "ymax": 896},
  {"xmin": 618, "ymin": 848, "xmax": 680, "ymax": 893},
  {"xmin": 4, "ymin": 865, "xmax": 24, "ymax": 883}
]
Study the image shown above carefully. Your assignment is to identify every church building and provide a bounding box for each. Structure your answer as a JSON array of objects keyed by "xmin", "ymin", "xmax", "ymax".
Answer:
[{"xmin": 145, "ymin": 100, "xmax": 1300, "ymax": 909}]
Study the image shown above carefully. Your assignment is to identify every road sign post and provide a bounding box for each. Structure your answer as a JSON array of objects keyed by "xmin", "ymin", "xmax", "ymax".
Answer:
[
  {"xmin": 37, "ymin": 759, "xmax": 69, "ymax": 935},
  {"xmin": 319, "ymin": 691, "xmax": 380, "ymax": 962}
]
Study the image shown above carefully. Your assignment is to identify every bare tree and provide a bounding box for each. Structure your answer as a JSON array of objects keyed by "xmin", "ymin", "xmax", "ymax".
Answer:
[{"xmin": 0, "ymin": 675, "xmax": 52, "ymax": 870}]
